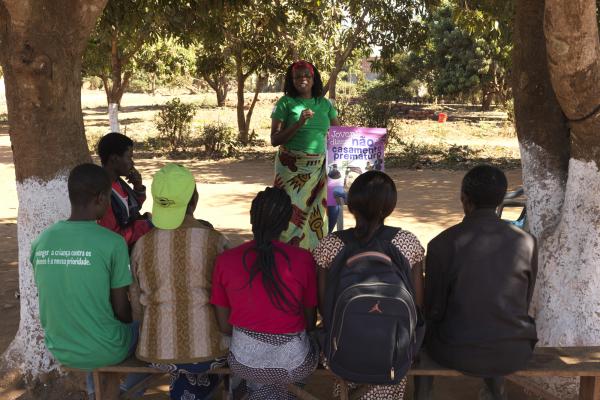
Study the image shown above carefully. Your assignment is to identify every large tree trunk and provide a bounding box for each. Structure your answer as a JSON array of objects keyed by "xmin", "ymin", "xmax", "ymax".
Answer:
[
  {"xmin": 541, "ymin": 0, "xmax": 600, "ymax": 346},
  {"xmin": 0, "ymin": 0, "xmax": 105, "ymax": 380},
  {"xmin": 514, "ymin": 0, "xmax": 600, "ymax": 397}
]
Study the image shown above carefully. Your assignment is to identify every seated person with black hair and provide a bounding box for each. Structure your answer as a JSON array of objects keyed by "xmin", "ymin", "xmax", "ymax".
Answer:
[
  {"xmin": 97, "ymin": 132, "xmax": 152, "ymax": 247},
  {"xmin": 211, "ymin": 187, "xmax": 318, "ymax": 399},
  {"xmin": 418, "ymin": 165, "xmax": 538, "ymax": 400},
  {"xmin": 30, "ymin": 163, "xmax": 139, "ymax": 399}
]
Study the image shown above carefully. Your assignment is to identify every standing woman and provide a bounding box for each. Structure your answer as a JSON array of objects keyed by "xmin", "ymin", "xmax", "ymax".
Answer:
[{"xmin": 271, "ymin": 60, "xmax": 339, "ymax": 250}]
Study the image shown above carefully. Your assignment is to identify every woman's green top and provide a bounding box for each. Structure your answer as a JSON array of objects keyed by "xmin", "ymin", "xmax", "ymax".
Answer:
[{"xmin": 271, "ymin": 95, "xmax": 338, "ymax": 154}]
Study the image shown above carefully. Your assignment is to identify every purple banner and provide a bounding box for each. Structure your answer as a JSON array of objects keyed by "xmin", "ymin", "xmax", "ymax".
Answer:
[{"xmin": 326, "ymin": 126, "xmax": 387, "ymax": 206}]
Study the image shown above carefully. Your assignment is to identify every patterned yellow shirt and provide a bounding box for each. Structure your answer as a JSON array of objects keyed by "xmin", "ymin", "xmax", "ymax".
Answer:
[{"xmin": 130, "ymin": 215, "xmax": 229, "ymax": 363}]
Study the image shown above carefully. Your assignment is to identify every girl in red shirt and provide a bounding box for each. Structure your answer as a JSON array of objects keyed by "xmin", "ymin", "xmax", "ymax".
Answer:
[{"xmin": 211, "ymin": 187, "xmax": 318, "ymax": 399}]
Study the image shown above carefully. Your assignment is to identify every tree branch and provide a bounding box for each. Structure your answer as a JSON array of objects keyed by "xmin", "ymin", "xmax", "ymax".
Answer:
[
  {"xmin": 121, "ymin": 32, "xmax": 148, "ymax": 66},
  {"xmin": 202, "ymin": 73, "xmax": 219, "ymax": 92},
  {"xmin": 323, "ymin": 7, "xmax": 369, "ymax": 94},
  {"xmin": 245, "ymin": 73, "xmax": 267, "ymax": 128}
]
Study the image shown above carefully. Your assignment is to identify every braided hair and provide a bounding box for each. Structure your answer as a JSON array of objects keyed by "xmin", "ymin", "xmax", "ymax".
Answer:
[{"xmin": 243, "ymin": 187, "xmax": 301, "ymax": 315}]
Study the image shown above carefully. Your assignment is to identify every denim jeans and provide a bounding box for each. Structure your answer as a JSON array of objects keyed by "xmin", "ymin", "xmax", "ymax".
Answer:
[
  {"xmin": 327, "ymin": 187, "xmax": 347, "ymax": 233},
  {"xmin": 86, "ymin": 321, "xmax": 148, "ymax": 397}
]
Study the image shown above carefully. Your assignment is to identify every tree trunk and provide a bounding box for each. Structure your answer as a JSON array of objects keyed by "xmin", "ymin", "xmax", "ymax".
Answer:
[
  {"xmin": 322, "ymin": 9, "xmax": 369, "ymax": 101},
  {"xmin": 104, "ymin": 31, "xmax": 133, "ymax": 132},
  {"xmin": 244, "ymin": 73, "xmax": 268, "ymax": 143},
  {"xmin": 235, "ymin": 53, "xmax": 251, "ymax": 144},
  {"xmin": 541, "ymin": 0, "xmax": 600, "ymax": 348},
  {"xmin": 204, "ymin": 73, "xmax": 228, "ymax": 107},
  {"xmin": 324, "ymin": 52, "xmax": 345, "ymax": 101},
  {"xmin": 217, "ymin": 73, "xmax": 228, "ymax": 107},
  {"xmin": 481, "ymin": 91, "xmax": 493, "ymax": 111},
  {"xmin": 481, "ymin": 62, "xmax": 498, "ymax": 111},
  {"xmin": 327, "ymin": 68, "xmax": 340, "ymax": 102},
  {"xmin": 0, "ymin": 0, "xmax": 105, "ymax": 380},
  {"xmin": 236, "ymin": 71, "xmax": 247, "ymax": 143},
  {"xmin": 515, "ymin": 0, "xmax": 600, "ymax": 397},
  {"xmin": 216, "ymin": 88, "xmax": 226, "ymax": 107},
  {"xmin": 108, "ymin": 103, "xmax": 120, "ymax": 133}
]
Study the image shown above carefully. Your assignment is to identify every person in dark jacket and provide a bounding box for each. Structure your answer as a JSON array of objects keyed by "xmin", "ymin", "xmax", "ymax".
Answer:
[
  {"xmin": 97, "ymin": 132, "xmax": 152, "ymax": 247},
  {"xmin": 418, "ymin": 165, "xmax": 537, "ymax": 400}
]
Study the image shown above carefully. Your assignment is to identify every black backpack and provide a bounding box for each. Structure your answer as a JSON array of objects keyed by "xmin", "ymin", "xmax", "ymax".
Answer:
[{"xmin": 322, "ymin": 226, "xmax": 425, "ymax": 384}]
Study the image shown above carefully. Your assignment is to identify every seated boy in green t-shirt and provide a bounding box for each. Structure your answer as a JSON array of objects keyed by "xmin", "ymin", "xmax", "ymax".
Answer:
[{"xmin": 30, "ymin": 163, "xmax": 139, "ymax": 398}]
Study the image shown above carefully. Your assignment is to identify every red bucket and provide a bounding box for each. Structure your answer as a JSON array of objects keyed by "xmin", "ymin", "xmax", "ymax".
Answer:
[{"xmin": 438, "ymin": 113, "xmax": 448, "ymax": 123}]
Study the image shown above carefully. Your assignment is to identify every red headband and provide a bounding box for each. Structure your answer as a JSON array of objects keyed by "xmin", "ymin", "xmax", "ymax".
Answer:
[{"xmin": 292, "ymin": 60, "xmax": 314, "ymax": 76}]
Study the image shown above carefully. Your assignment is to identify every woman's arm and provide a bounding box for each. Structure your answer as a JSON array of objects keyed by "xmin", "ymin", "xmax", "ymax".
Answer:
[
  {"xmin": 304, "ymin": 307, "xmax": 316, "ymax": 331},
  {"xmin": 110, "ymin": 286, "xmax": 132, "ymax": 324},
  {"xmin": 214, "ymin": 305, "xmax": 233, "ymax": 335},
  {"xmin": 330, "ymin": 117, "xmax": 340, "ymax": 126},
  {"xmin": 270, "ymin": 109, "xmax": 314, "ymax": 147}
]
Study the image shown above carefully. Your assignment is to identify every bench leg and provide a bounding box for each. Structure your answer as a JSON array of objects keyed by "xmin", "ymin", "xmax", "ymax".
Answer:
[
  {"xmin": 349, "ymin": 385, "xmax": 371, "ymax": 400},
  {"xmin": 338, "ymin": 378, "xmax": 349, "ymax": 400},
  {"xmin": 414, "ymin": 376, "xmax": 434, "ymax": 400},
  {"xmin": 121, "ymin": 374, "xmax": 163, "ymax": 399},
  {"xmin": 92, "ymin": 371, "xmax": 120, "ymax": 400},
  {"xmin": 580, "ymin": 377, "xmax": 600, "ymax": 400}
]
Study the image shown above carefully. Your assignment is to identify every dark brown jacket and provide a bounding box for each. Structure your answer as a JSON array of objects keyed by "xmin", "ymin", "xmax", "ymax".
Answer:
[{"xmin": 424, "ymin": 208, "xmax": 538, "ymax": 377}]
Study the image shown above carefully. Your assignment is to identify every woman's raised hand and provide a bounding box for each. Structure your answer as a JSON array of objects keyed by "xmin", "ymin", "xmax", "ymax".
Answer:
[{"xmin": 299, "ymin": 109, "xmax": 314, "ymax": 124}]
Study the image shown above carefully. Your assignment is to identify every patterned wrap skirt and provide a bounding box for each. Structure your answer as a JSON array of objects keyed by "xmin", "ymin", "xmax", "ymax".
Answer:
[
  {"xmin": 274, "ymin": 147, "xmax": 328, "ymax": 251},
  {"xmin": 151, "ymin": 357, "xmax": 227, "ymax": 400},
  {"xmin": 228, "ymin": 327, "xmax": 319, "ymax": 399}
]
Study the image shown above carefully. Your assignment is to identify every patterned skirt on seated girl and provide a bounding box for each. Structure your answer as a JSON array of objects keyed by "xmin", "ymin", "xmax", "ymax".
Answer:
[{"xmin": 228, "ymin": 327, "xmax": 319, "ymax": 400}]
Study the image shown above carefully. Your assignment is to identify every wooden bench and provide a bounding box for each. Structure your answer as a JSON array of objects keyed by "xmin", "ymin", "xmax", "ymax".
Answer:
[{"xmin": 83, "ymin": 346, "xmax": 600, "ymax": 400}]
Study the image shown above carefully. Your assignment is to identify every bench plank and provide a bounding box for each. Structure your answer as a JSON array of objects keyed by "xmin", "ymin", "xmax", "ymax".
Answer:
[
  {"xmin": 410, "ymin": 347, "xmax": 600, "ymax": 377},
  {"xmin": 83, "ymin": 346, "xmax": 600, "ymax": 400},
  {"xmin": 92, "ymin": 347, "xmax": 600, "ymax": 376}
]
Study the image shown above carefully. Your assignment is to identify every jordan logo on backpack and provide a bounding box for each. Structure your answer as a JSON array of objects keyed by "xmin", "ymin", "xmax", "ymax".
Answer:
[{"xmin": 369, "ymin": 300, "xmax": 383, "ymax": 314}]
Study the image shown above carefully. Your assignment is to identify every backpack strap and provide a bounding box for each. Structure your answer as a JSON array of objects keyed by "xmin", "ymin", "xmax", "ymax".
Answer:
[
  {"xmin": 376, "ymin": 225, "xmax": 400, "ymax": 243},
  {"xmin": 334, "ymin": 228, "xmax": 355, "ymax": 245},
  {"xmin": 334, "ymin": 225, "xmax": 400, "ymax": 246}
]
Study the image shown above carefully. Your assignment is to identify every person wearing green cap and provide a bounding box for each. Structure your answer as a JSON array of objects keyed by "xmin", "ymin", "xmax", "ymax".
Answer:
[{"xmin": 129, "ymin": 163, "xmax": 229, "ymax": 399}]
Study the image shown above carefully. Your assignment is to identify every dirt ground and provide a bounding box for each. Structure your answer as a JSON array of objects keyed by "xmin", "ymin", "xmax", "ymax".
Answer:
[{"xmin": 0, "ymin": 91, "xmax": 539, "ymax": 399}]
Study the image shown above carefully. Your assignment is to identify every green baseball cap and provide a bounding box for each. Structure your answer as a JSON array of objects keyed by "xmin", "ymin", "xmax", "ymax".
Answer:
[{"xmin": 151, "ymin": 164, "xmax": 196, "ymax": 229}]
